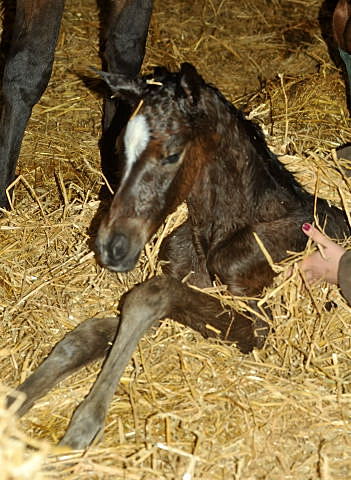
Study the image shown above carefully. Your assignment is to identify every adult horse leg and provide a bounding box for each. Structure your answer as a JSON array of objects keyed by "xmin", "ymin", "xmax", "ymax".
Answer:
[
  {"xmin": 60, "ymin": 275, "xmax": 266, "ymax": 449},
  {"xmin": 0, "ymin": 0, "xmax": 65, "ymax": 209},
  {"xmin": 99, "ymin": 0, "xmax": 153, "ymax": 186},
  {"xmin": 8, "ymin": 317, "xmax": 120, "ymax": 416}
]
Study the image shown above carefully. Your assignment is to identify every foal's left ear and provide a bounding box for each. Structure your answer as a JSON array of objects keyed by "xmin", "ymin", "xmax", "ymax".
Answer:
[
  {"xmin": 179, "ymin": 63, "xmax": 203, "ymax": 105},
  {"xmin": 91, "ymin": 68, "xmax": 144, "ymax": 100}
]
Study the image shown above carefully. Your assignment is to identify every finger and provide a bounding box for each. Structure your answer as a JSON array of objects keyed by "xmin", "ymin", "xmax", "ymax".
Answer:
[{"xmin": 301, "ymin": 223, "xmax": 334, "ymax": 248}]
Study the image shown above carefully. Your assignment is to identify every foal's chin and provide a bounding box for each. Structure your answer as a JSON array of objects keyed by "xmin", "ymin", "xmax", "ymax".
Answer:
[
  {"xmin": 97, "ymin": 249, "xmax": 142, "ymax": 273},
  {"xmin": 106, "ymin": 258, "xmax": 140, "ymax": 273}
]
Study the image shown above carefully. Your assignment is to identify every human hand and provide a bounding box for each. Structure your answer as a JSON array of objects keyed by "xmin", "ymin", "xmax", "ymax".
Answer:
[{"xmin": 300, "ymin": 223, "xmax": 345, "ymax": 284}]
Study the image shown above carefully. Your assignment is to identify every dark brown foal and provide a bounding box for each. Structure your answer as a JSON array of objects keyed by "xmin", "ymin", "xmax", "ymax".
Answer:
[{"xmin": 9, "ymin": 63, "xmax": 350, "ymax": 449}]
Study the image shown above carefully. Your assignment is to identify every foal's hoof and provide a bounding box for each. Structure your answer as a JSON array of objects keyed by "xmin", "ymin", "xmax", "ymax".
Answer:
[
  {"xmin": 60, "ymin": 419, "xmax": 103, "ymax": 450},
  {"xmin": 59, "ymin": 402, "xmax": 105, "ymax": 449},
  {"xmin": 229, "ymin": 313, "xmax": 270, "ymax": 354}
]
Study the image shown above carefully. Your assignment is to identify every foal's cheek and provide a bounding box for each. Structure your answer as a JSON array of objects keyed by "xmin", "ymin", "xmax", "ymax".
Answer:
[
  {"xmin": 164, "ymin": 164, "xmax": 194, "ymax": 208},
  {"xmin": 136, "ymin": 183, "xmax": 156, "ymax": 212}
]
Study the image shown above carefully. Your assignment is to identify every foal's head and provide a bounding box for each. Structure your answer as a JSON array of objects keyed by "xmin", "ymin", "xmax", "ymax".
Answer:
[{"xmin": 96, "ymin": 63, "xmax": 209, "ymax": 272}]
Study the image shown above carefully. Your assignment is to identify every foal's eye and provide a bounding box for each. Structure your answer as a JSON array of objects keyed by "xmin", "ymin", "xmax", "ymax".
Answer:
[{"xmin": 162, "ymin": 153, "xmax": 180, "ymax": 165}]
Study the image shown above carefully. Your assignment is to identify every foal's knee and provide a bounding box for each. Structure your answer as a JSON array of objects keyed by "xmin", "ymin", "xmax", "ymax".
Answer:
[{"xmin": 120, "ymin": 276, "xmax": 175, "ymax": 322}]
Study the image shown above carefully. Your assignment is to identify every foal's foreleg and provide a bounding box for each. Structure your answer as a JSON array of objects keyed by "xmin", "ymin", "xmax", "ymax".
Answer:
[
  {"xmin": 159, "ymin": 220, "xmax": 212, "ymax": 288},
  {"xmin": 59, "ymin": 276, "xmax": 265, "ymax": 449},
  {"xmin": 8, "ymin": 317, "xmax": 120, "ymax": 416}
]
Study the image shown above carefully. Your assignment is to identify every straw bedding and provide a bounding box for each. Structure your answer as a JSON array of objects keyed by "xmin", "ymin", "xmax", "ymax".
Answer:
[{"xmin": 1, "ymin": 0, "xmax": 351, "ymax": 478}]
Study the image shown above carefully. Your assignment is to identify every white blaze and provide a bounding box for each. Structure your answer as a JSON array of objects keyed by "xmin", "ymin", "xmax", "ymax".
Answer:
[{"xmin": 123, "ymin": 114, "xmax": 150, "ymax": 182}]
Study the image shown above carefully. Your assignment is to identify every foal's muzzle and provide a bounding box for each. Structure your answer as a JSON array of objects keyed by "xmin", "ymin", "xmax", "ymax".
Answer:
[
  {"xmin": 95, "ymin": 231, "xmax": 142, "ymax": 272},
  {"xmin": 109, "ymin": 233, "xmax": 129, "ymax": 262}
]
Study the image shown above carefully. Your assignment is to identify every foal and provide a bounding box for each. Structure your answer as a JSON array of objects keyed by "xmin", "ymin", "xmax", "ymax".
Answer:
[{"xmin": 10, "ymin": 63, "xmax": 349, "ymax": 449}]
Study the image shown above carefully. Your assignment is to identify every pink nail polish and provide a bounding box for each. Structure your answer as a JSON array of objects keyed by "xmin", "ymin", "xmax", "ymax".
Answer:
[{"xmin": 302, "ymin": 223, "xmax": 311, "ymax": 231}]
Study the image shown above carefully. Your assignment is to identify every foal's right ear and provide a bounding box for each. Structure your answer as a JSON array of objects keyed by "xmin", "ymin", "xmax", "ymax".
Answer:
[
  {"xmin": 179, "ymin": 62, "xmax": 204, "ymax": 105},
  {"xmin": 91, "ymin": 68, "xmax": 144, "ymax": 100}
]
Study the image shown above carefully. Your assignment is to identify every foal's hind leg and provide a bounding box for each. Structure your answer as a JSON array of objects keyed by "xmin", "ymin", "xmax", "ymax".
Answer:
[
  {"xmin": 207, "ymin": 219, "xmax": 307, "ymax": 296},
  {"xmin": 160, "ymin": 222, "xmax": 268, "ymax": 347},
  {"xmin": 59, "ymin": 276, "xmax": 265, "ymax": 449},
  {"xmin": 8, "ymin": 317, "xmax": 120, "ymax": 416}
]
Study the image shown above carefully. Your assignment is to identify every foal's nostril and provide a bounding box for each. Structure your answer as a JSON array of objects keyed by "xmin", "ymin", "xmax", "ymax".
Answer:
[{"xmin": 110, "ymin": 233, "xmax": 129, "ymax": 261}]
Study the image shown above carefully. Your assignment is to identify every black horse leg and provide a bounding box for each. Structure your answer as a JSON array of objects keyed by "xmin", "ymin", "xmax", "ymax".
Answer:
[
  {"xmin": 99, "ymin": 0, "xmax": 153, "ymax": 187},
  {"xmin": 8, "ymin": 316, "xmax": 120, "ymax": 416},
  {"xmin": 60, "ymin": 276, "xmax": 267, "ymax": 449},
  {"xmin": 0, "ymin": 0, "xmax": 65, "ymax": 209},
  {"xmin": 102, "ymin": 0, "xmax": 153, "ymax": 128}
]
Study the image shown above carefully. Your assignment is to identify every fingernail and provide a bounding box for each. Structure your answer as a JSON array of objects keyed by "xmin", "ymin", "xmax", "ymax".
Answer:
[{"xmin": 302, "ymin": 223, "xmax": 311, "ymax": 231}]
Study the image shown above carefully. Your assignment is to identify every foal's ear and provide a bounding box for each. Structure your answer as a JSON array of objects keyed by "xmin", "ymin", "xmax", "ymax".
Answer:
[
  {"xmin": 179, "ymin": 63, "xmax": 203, "ymax": 105},
  {"xmin": 91, "ymin": 68, "xmax": 143, "ymax": 100}
]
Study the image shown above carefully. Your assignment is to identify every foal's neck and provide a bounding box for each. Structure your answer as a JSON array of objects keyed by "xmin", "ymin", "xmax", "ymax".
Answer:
[{"xmin": 186, "ymin": 87, "xmax": 305, "ymax": 248}]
